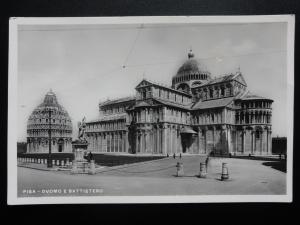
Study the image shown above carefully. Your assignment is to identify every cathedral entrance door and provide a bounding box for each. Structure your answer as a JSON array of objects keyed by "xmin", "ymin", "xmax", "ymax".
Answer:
[{"xmin": 180, "ymin": 130, "xmax": 197, "ymax": 154}]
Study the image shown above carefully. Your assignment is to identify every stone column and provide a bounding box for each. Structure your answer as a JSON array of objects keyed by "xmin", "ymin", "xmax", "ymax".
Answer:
[
  {"xmin": 173, "ymin": 128, "xmax": 177, "ymax": 154},
  {"xmin": 92, "ymin": 134, "xmax": 95, "ymax": 151},
  {"xmin": 96, "ymin": 133, "xmax": 99, "ymax": 152},
  {"xmin": 251, "ymin": 130, "xmax": 255, "ymax": 154},
  {"xmin": 114, "ymin": 132, "xmax": 117, "ymax": 152},
  {"xmin": 212, "ymin": 126, "xmax": 216, "ymax": 153},
  {"xmin": 124, "ymin": 131, "xmax": 129, "ymax": 153},
  {"xmin": 227, "ymin": 126, "xmax": 232, "ymax": 153},
  {"xmin": 103, "ymin": 133, "xmax": 107, "ymax": 152},
  {"xmin": 116, "ymin": 131, "xmax": 120, "ymax": 152},
  {"xmin": 156, "ymin": 127, "xmax": 160, "ymax": 154},
  {"xmin": 234, "ymin": 130, "xmax": 238, "ymax": 154},
  {"xmin": 143, "ymin": 130, "xmax": 147, "ymax": 154},
  {"xmin": 242, "ymin": 129, "xmax": 246, "ymax": 154},
  {"xmin": 95, "ymin": 134, "xmax": 98, "ymax": 152},
  {"xmin": 162, "ymin": 125, "xmax": 167, "ymax": 154},
  {"xmin": 221, "ymin": 126, "xmax": 228, "ymax": 154},
  {"xmin": 99, "ymin": 133, "xmax": 102, "ymax": 152},
  {"xmin": 136, "ymin": 132, "xmax": 140, "ymax": 153},
  {"xmin": 204, "ymin": 127, "xmax": 207, "ymax": 154},
  {"xmin": 108, "ymin": 133, "xmax": 111, "ymax": 152},
  {"xmin": 149, "ymin": 130, "xmax": 153, "ymax": 153},
  {"xmin": 140, "ymin": 131, "xmax": 145, "ymax": 153},
  {"xmin": 260, "ymin": 130, "xmax": 263, "ymax": 155},
  {"xmin": 111, "ymin": 132, "xmax": 114, "ymax": 152},
  {"xmin": 178, "ymin": 128, "xmax": 182, "ymax": 154},
  {"xmin": 170, "ymin": 126, "xmax": 173, "ymax": 154},
  {"xmin": 268, "ymin": 130, "xmax": 272, "ymax": 155},
  {"xmin": 198, "ymin": 129, "xmax": 202, "ymax": 154}
]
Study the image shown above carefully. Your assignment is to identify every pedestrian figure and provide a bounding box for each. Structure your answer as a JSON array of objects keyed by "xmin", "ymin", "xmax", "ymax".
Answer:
[
  {"xmin": 89, "ymin": 151, "xmax": 94, "ymax": 162},
  {"xmin": 173, "ymin": 153, "xmax": 176, "ymax": 159},
  {"xmin": 167, "ymin": 153, "xmax": 169, "ymax": 157},
  {"xmin": 180, "ymin": 153, "xmax": 182, "ymax": 159}
]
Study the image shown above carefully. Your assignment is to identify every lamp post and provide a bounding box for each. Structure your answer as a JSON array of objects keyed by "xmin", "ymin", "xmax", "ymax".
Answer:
[{"xmin": 47, "ymin": 108, "xmax": 53, "ymax": 168}]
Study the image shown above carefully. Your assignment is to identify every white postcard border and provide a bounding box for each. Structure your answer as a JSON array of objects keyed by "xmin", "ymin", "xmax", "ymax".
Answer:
[{"xmin": 8, "ymin": 15, "xmax": 294, "ymax": 205}]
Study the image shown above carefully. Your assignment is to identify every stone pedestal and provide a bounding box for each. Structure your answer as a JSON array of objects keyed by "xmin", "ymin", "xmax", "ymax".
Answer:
[
  {"xmin": 176, "ymin": 162, "xmax": 184, "ymax": 177},
  {"xmin": 71, "ymin": 139, "xmax": 90, "ymax": 174},
  {"xmin": 199, "ymin": 162, "xmax": 207, "ymax": 178},
  {"xmin": 88, "ymin": 160, "xmax": 96, "ymax": 175},
  {"xmin": 221, "ymin": 163, "xmax": 229, "ymax": 181}
]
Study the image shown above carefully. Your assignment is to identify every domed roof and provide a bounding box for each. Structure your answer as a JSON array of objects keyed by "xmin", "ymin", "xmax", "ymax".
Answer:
[
  {"xmin": 174, "ymin": 50, "xmax": 210, "ymax": 78},
  {"xmin": 27, "ymin": 90, "xmax": 72, "ymax": 133},
  {"xmin": 35, "ymin": 89, "xmax": 68, "ymax": 112},
  {"xmin": 240, "ymin": 91, "xmax": 273, "ymax": 101}
]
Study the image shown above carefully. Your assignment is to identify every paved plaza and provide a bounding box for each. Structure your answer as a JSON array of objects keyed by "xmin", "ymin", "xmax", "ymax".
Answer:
[{"xmin": 18, "ymin": 156, "xmax": 286, "ymax": 197}]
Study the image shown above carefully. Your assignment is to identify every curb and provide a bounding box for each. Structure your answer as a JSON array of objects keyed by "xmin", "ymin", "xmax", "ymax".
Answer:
[{"xmin": 18, "ymin": 164, "xmax": 58, "ymax": 172}]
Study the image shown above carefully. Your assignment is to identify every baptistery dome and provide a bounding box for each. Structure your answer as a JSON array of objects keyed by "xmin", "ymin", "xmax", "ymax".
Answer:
[
  {"xmin": 26, "ymin": 90, "xmax": 73, "ymax": 153},
  {"xmin": 172, "ymin": 50, "xmax": 211, "ymax": 94}
]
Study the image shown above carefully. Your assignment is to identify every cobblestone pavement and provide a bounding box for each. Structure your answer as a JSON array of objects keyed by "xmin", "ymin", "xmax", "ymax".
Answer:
[{"xmin": 18, "ymin": 156, "xmax": 286, "ymax": 197}]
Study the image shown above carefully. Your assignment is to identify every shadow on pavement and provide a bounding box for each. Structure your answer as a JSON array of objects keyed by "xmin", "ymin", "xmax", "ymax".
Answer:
[
  {"xmin": 262, "ymin": 161, "xmax": 286, "ymax": 173},
  {"xmin": 172, "ymin": 174, "xmax": 199, "ymax": 178},
  {"xmin": 215, "ymin": 155, "xmax": 286, "ymax": 162}
]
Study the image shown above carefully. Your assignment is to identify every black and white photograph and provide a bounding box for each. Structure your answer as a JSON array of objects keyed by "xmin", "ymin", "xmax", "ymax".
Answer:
[{"xmin": 7, "ymin": 16, "xmax": 294, "ymax": 204}]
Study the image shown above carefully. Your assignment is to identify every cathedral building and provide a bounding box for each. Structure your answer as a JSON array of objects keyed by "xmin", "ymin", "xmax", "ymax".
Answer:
[
  {"xmin": 26, "ymin": 90, "xmax": 73, "ymax": 153},
  {"xmin": 85, "ymin": 50, "xmax": 273, "ymax": 155}
]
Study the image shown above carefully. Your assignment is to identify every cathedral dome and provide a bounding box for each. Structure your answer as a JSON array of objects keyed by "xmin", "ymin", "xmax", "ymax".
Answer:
[
  {"xmin": 26, "ymin": 90, "xmax": 73, "ymax": 153},
  {"xmin": 174, "ymin": 50, "xmax": 210, "ymax": 79},
  {"xmin": 172, "ymin": 50, "xmax": 211, "ymax": 93}
]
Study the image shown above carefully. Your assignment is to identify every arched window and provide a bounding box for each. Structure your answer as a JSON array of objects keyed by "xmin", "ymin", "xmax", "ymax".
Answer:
[
  {"xmin": 221, "ymin": 86, "xmax": 225, "ymax": 96},
  {"xmin": 256, "ymin": 130, "xmax": 260, "ymax": 139}
]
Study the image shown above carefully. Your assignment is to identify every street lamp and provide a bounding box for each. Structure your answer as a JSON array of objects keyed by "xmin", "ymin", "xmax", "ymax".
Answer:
[{"xmin": 47, "ymin": 107, "xmax": 53, "ymax": 168}]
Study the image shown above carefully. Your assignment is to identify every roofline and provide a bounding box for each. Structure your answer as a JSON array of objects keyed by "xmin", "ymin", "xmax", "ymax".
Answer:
[
  {"xmin": 152, "ymin": 98, "xmax": 192, "ymax": 110},
  {"xmin": 99, "ymin": 96, "xmax": 136, "ymax": 107},
  {"xmin": 136, "ymin": 79, "xmax": 192, "ymax": 97},
  {"xmin": 191, "ymin": 73, "xmax": 247, "ymax": 89},
  {"xmin": 236, "ymin": 98, "xmax": 273, "ymax": 102}
]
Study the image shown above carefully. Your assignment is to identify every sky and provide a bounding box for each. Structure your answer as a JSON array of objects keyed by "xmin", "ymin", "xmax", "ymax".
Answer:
[{"xmin": 17, "ymin": 22, "xmax": 288, "ymax": 141}]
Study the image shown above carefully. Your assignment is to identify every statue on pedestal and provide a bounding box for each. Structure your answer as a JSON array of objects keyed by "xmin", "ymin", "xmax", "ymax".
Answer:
[
  {"xmin": 71, "ymin": 116, "xmax": 91, "ymax": 174},
  {"xmin": 77, "ymin": 116, "xmax": 87, "ymax": 142}
]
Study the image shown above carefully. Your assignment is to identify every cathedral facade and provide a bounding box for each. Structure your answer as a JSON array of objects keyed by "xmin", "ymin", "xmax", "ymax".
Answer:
[
  {"xmin": 26, "ymin": 90, "xmax": 73, "ymax": 153},
  {"xmin": 85, "ymin": 50, "xmax": 273, "ymax": 156}
]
